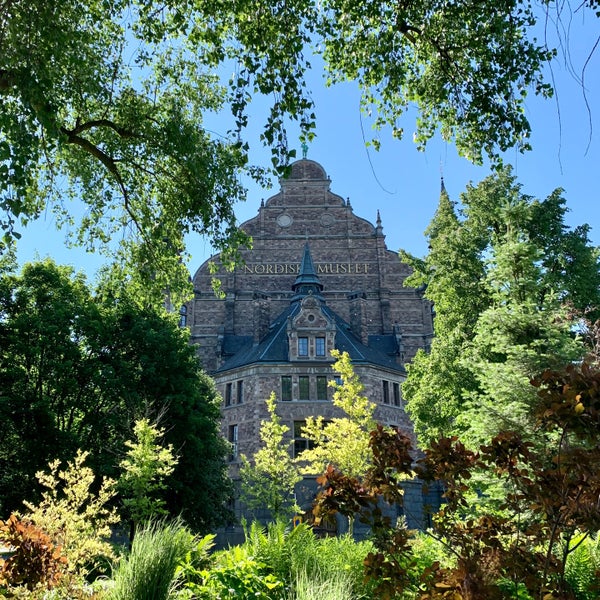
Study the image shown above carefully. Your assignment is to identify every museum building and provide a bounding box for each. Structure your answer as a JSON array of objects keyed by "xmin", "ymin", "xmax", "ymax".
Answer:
[{"xmin": 186, "ymin": 158, "xmax": 436, "ymax": 532}]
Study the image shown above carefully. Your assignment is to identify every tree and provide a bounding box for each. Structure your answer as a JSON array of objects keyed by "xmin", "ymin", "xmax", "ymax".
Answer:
[
  {"xmin": 239, "ymin": 393, "xmax": 302, "ymax": 521},
  {"xmin": 0, "ymin": 260, "xmax": 232, "ymax": 530},
  {"xmin": 2, "ymin": 1, "xmax": 598, "ymax": 301},
  {"xmin": 313, "ymin": 361, "xmax": 600, "ymax": 600},
  {"xmin": 118, "ymin": 419, "xmax": 178, "ymax": 542},
  {"xmin": 401, "ymin": 168, "xmax": 600, "ymax": 446},
  {"xmin": 296, "ymin": 350, "xmax": 376, "ymax": 480}
]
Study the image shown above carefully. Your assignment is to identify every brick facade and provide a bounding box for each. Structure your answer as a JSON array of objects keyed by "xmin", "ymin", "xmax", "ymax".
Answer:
[{"xmin": 187, "ymin": 159, "xmax": 437, "ymax": 531}]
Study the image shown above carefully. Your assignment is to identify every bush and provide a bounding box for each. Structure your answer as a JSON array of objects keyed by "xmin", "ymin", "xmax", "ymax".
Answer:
[
  {"xmin": 224, "ymin": 520, "xmax": 374, "ymax": 599},
  {"xmin": 0, "ymin": 514, "xmax": 67, "ymax": 591},
  {"xmin": 181, "ymin": 543, "xmax": 285, "ymax": 600},
  {"xmin": 22, "ymin": 449, "xmax": 118, "ymax": 577}
]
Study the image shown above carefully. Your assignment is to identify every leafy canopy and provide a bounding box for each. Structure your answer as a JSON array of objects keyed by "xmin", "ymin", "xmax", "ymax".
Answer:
[
  {"xmin": 0, "ymin": 259, "xmax": 232, "ymax": 530},
  {"xmin": 1, "ymin": 0, "xmax": 595, "ymax": 303}
]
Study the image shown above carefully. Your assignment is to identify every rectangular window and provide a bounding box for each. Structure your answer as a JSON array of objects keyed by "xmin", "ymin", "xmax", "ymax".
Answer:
[
  {"xmin": 316, "ymin": 376, "xmax": 328, "ymax": 400},
  {"xmin": 315, "ymin": 337, "xmax": 326, "ymax": 356},
  {"xmin": 293, "ymin": 420, "xmax": 315, "ymax": 457},
  {"xmin": 299, "ymin": 376, "xmax": 310, "ymax": 400},
  {"xmin": 281, "ymin": 376, "xmax": 292, "ymax": 401},
  {"xmin": 237, "ymin": 380, "xmax": 243, "ymax": 404},
  {"xmin": 298, "ymin": 337, "xmax": 308, "ymax": 356},
  {"xmin": 228, "ymin": 424, "xmax": 238, "ymax": 461},
  {"xmin": 393, "ymin": 382, "xmax": 401, "ymax": 407},
  {"xmin": 383, "ymin": 380, "xmax": 390, "ymax": 404},
  {"xmin": 225, "ymin": 382, "xmax": 232, "ymax": 407}
]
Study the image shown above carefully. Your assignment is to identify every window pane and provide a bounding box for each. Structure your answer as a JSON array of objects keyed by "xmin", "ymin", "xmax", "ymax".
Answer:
[
  {"xmin": 293, "ymin": 420, "xmax": 315, "ymax": 457},
  {"xmin": 237, "ymin": 380, "xmax": 243, "ymax": 403},
  {"xmin": 393, "ymin": 382, "xmax": 401, "ymax": 406},
  {"xmin": 228, "ymin": 424, "xmax": 238, "ymax": 461},
  {"xmin": 316, "ymin": 376, "xmax": 328, "ymax": 400},
  {"xmin": 225, "ymin": 383, "xmax": 232, "ymax": 407},
  {"xmin": 299, "ymin": 376, "xmax": 310, "ymax": 400},
  {"xmin": 383, "ymin": 380, "xmax": 390, "ymax": 404},
  {"xmin": 281, "ymin": 376, "xmax": 292, "ymax": 401},
  {"xmin": 315, "ymin": 337, "xmax": 326, "ymax": 356},
  {"xmin": 298, "ymin": 337, "xmax": 308, "ymax": 356}
]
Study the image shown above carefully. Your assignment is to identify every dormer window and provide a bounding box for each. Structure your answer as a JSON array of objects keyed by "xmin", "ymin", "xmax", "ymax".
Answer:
[
  {"xmin": 315, "ymin": 337, "xmax": 326, "ymax": 356},
  {"xmin": 298, "ymin": 337, "xmax": 309, "ymax": 356}
]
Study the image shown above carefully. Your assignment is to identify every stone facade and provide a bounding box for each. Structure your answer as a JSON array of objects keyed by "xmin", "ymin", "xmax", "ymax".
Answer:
[{"xmin": 187, "ymin": 159, "xmax": 437, "ymax": 532}]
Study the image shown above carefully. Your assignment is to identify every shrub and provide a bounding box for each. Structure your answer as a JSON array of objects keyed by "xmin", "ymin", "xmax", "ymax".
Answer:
[
  {"xmin": 22, "ymin": 449, "xmax": 118, "ymax": 577},
  {"xmin": 233, "ymin": 520, "xmax": 374, "ymax": 599},
  {"xmin": 0, "ymin": 514, "xmax": 67, "ymax": 591},
  {"xmin": 181, "ymin": 543, "xmax": 285, "ymax": 600}
]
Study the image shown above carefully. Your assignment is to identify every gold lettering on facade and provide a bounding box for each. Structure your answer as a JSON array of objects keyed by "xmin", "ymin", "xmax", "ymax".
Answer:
[{"xmin": 238, "ymin": 263, "xmax": 371, "ymax": 274}]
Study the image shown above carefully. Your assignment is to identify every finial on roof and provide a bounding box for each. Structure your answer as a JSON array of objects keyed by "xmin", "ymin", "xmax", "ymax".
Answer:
[
  {"xmin": 376, "ymin": 209, "xmax": 384, "ymax": 235},
  {"xmin": 292, "ymin": 242, "xmax": 324, "ymax": 300},
  {"xmin": 301, "ymin": 142, "xmax": 308, "ymax": 159},
  {"xmin": 440, "ymin": 161, "xmax": 447, "ymax": 195}
]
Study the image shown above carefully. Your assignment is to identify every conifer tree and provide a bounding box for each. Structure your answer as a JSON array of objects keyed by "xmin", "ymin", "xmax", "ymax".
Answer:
[{"xmin": 402, "ymin": 168, "xmax": 600, "ymax": 447}]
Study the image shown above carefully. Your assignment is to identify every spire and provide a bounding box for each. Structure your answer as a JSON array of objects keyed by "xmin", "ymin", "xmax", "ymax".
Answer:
[
  {"xmin": 292, "ymin": 242, "xmax": 324, "ymax": 300},
  {"xmin": 376, "ymin": 210, "xmax": 384, "ymax": 235}
]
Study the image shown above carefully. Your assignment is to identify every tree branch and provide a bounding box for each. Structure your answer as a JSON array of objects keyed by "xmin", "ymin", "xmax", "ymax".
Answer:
[{"xmin": 67, "ymin": 118, "xmax": 140, "ymax": 139}]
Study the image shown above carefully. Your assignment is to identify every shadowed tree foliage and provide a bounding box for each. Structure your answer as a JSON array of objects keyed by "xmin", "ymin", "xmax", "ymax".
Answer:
[{"xmin": 0, "ymin": 260, "xmax": 231, "ymax": 531}]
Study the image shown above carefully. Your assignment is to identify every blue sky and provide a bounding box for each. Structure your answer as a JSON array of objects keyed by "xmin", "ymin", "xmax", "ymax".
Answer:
[{"xmin": 15, "ymin": 11, "xmax": 600, "ymax": 280}]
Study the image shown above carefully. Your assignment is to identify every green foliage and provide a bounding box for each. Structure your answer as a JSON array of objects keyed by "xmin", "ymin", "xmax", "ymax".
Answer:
[
  {"xmin": 118, "ymin": 418, "xmax": 178, "ymax": 533},
  {"xmin": 1, "ymin": 0, "xmax": 596, "ymax": 301},
  {"xmin": 0, "ymin": 260, "xmax": 232, "ymax": 531},
  {"xmin": 291, "ymin": 567, "xmax": 356, "ymax": 600},
  {"xmin": 296, "ymin": 350, "xmax": 376, "ymax": 479},
  {"xmin": 239, "ymin": 520, "xmax": 375, "ymax": 599},
  {"xmin": 22, "ymin": 450, "xmax": 118, "ymax": 577},
  {"xmin": 109, "ymin": 519, "xmax": 196, "ymax": 600},
  {"xmin": 0, "ymin": 514, "xmax": 67, "ymax": 591},
  {"xmin": 564, "ymin": 533, "xmax": 600, "ymax": 600},
  {"xmin": 402, "ymin": 168, "xmax": 599, "ymax": 446},
  {"xmin": 181, "ymin": 543, "xmax": 285, "ymax": 600},
  {"xmin": 240, "ymin": 393, "xmax": 302, "ymax": 520},
  {"xmin": 313, "ymin": 361, "xmax": 600, "ymax": 599}
]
